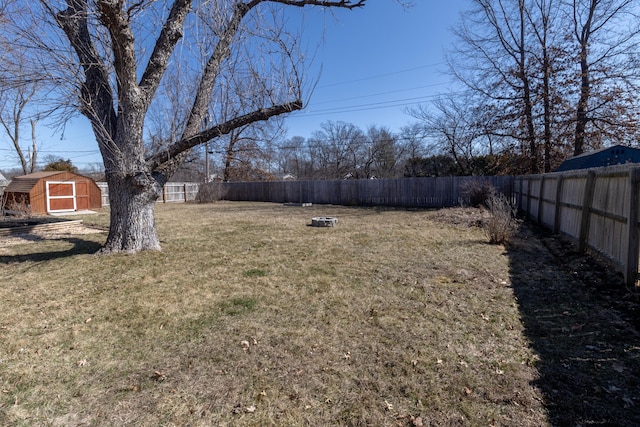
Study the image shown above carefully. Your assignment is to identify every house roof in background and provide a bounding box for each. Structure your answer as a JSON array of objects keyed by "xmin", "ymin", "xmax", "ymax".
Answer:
[{"xmin": 555, "ymin": 144, "xmax": 640, "ymax": 172}]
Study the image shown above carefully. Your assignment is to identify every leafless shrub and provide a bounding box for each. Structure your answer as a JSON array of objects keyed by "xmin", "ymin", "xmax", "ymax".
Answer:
[
  {"xmin": 4, "ymin": 195, "xmax": 32, "ymax": 218},
  {"xmin": 460, "ymin": 179, "xmax": 497, "ymax": 208},
  {"xmin": 483, "ymin": 192, "xmax": 519, "ymax": 244},
  {"xmin": 196, "ymin": 182, "xmax": 227, "ymax": 203}
]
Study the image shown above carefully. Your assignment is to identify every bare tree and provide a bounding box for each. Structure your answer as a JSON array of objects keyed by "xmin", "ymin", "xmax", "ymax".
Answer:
[
  {"xmin": 450, "ymin": 0, "xmax": 540, "ymax": 173},
  {"xmin": 0, "ymin": 82, "xmax": 40, "ymax": 175},
  {"xmin": 0, "ymin": 1, "xmax": 44, "ymax": 175},
  {"xmin": 6, "ymin": 0, "xmax": 365, "ymax": 253},
  {"xmin": 365, "ymin": 125, "xmax": 401, "ymax": 178},
  {"xmin": 568, "ymin": 0, "xmax": 640, "ymax": 155},
  {"xmin": 441, "ymin": 0, "xmax": 640, "ymax": 171},
  {"xmin": 408, "ymin": 95, "xmax": 492, "ymax": 175},
  {"xmin": 310, "ymin": 121, "xmax": 366, "ymax": 179}
]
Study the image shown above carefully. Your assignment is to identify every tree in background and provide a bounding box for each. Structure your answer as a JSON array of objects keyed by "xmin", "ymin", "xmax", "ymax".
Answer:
[
  {"xmin": 307, "ymin": 121, "xmax": 367, "ymax": 179},
  {"xmin": 0, "ymin": 81, "xmax": 41, "ymax": 175},
  {"xmin": 432, "ymin": 0, "xmax": 640, "ymax": 172},
  {"xmin": 4, "ymin": 0, "xmax": 366, "ymax": 253},
  {"xmin": 364, "ymin": 126, "xmax": 403, "ymax": 178},
  {"xmin": 0, "ymin": 1, "xmax": 44, "ymax": 176},
  {"xmin": 449, "ymin": 0, "xmax": 539, "ymax": 173},
  {"xmin": 568, "ymin": 0, "xmax": 640, "ymax": 155},
  {"xmin": 42, "ymin": 157, "xmax": 78, "ymax": 173}
]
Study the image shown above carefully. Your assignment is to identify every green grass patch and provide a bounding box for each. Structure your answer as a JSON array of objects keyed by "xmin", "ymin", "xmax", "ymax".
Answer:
[{"xmin": 242, "ymin": 268, "xmax": 268, "ymax": 278}]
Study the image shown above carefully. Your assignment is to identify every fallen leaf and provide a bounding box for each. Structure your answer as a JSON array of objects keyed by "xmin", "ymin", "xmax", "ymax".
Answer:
[
  {"xmin": 151, "ymin": 371, "xmax": 166, "ymax": 381},
  {"xmin": 245, "ymin": 405, "xmax": 256, "ymax": 413}
]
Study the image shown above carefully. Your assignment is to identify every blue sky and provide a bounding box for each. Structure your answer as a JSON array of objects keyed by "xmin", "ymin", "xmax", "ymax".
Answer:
[
  {"xmin": 286, "ymin": 1, "xmax": 466, "ymax": 138},
  {"xmin": 0, "ymin": 1, "xmax": 467, "ymax": 172}
]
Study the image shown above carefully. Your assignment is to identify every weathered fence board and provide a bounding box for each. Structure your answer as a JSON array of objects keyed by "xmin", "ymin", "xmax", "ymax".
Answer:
[
  {"xmin": 221, "ymin": 176, "xmax": 514, "ymax": 208},
  {"xmin": 515, "ymin": 165, "xmax": 640, "ymax": 287},
  {"xmin": 97, "ymin": 182, "xmax": 199, "ymax": 206}
]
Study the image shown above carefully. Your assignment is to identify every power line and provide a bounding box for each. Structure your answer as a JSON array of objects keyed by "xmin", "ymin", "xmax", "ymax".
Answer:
[
  {"xmin": 317, "ymin": 63, "xmax": 445, "ymax": 89},
  {"xmin": 310, "ymin": 82, "xmax": 451, "ymax": 106},
  {"xmin": 290, "ymin": 91, "xmax": 464, "ymax": 118}
]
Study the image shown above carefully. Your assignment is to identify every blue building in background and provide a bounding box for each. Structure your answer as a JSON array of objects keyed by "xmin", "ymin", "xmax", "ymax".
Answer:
[{"xmin": 555, "ymin": 144, "xmax": 640, "ymax": 172}]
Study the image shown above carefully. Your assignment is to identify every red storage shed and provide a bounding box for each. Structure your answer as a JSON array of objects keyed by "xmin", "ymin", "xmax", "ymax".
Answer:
[{"xmin": 3, "ymin": 171, "xmax": 102, "ymax": 215}]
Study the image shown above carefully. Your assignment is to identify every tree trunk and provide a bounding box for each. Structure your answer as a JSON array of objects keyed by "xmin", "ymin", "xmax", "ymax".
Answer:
[
  {"xmin": 575, "ymin": 52, "xmax": 590, "ymax": 156},
  {"xmin": 100, "ymin": 172, "xmax": 164, "ymax": 254}
]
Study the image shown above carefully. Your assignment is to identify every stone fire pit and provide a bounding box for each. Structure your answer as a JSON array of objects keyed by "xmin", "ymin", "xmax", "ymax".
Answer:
[{"xmin": 311, "ymin": 217, "xmax": 338, "ymax": 227}]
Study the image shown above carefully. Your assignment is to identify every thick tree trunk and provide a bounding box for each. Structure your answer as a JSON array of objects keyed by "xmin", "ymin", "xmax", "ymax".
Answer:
[{"xmin": 100, "ymin": 172, "xmax": 164, "ymax": 254}]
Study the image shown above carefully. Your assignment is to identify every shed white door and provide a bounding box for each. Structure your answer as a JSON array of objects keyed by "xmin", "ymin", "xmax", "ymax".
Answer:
[{"xmin": 46, "ymin": 181, "xmax": 76, "ymax": 213}]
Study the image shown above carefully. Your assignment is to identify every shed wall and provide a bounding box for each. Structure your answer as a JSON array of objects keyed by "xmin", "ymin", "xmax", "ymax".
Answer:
[{"xmin": 4, "ymin": 171, "xmax": 102, "ymax": 215}]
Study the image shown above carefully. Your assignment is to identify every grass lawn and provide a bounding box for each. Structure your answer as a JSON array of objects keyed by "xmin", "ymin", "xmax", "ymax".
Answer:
[{"xmin": 0, "ymin": 202, "xmax": 638, "ymax": 426}]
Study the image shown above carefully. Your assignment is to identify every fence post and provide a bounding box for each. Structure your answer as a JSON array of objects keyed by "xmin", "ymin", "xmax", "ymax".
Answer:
[
  {"xmin": 625, "ymin": 168, "xmax": 640, "ymax": 287},
  {"xmin": 538, "ymin": 176, "xmax": 545, "ymax": 225},
  {"xmin": 579, "ymin": 171, "xmax": 596, "ymax": 252},
  {"xmin": 553, "ymin": 175, "xmax": 564, "ymax": 234}
]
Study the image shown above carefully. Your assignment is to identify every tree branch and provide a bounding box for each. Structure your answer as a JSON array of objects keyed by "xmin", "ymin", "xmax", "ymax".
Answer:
[
  {"xmin": 97, "ymin": 1, "xmax": 140, "ymax": 105},
  {"xmin": 147, "ymin": 100, "xmax": 303, "ymax": 171},
  {"xmin": 139, "ymin": 0, "xmax": 191, "ymax": 106},
  {"xmin": 54, "ymin": 0, "xmax": 117, "ymax": 141},
  {"xmin": 264, "ymin": 0, "xmax": 366, "ymax": 8}
]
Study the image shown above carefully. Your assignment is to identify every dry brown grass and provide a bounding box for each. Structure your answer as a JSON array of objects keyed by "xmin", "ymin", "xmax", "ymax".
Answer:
[{"xmin": 0, "ymin": 202, "xmax": 635, "ymax": 426}]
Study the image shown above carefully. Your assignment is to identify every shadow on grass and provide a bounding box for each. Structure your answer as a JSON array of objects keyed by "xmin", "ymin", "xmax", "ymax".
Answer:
[
  {"xmin": 0, "ymin": 237, "xmax": 103, "ymax": 264},
  {"xmin": 506, "ymin": 227, "xmax": 640, "ymax": 425}
]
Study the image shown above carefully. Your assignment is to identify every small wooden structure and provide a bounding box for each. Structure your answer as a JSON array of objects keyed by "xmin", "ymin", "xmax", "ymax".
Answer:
[{"xmin": 3, "ymin": 171, "xmax": 102, "ymax": 215}]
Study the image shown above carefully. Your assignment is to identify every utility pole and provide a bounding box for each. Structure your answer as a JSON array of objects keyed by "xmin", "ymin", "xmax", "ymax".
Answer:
[
  {"xmin": 204, "ymin": 112, "xmax": 210, "ymax": 182},
  {"xmin": 205, "ymin": 142, "xmax": 210, "ymax": 182}
]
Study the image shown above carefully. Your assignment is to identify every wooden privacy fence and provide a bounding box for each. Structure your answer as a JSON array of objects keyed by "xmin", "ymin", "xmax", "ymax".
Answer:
[
  {"xmin": 515, "ymin": 164, "xmax": 640, "ymax": 287},
  {"xmin": 97, "ymin": 182, "xmax": 200, "ymax": 206},
  {"xmin": 97, "ymin": 177, "xmax": 514, "ymax": 209},
  {"xmin": 220, "ymin": 176, "xmax": 515, "ymax": 208}
]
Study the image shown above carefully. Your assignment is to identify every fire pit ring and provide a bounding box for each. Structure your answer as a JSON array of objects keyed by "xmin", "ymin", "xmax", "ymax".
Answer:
[{"xmin": 311, "ymin": 217, "xmax": 338, "ymax": 227}]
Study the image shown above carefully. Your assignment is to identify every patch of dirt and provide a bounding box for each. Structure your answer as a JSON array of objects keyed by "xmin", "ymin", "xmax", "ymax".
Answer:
[
  {"xmin": 428, "ymin": 206, "xmax": 488, "ymax": 227},
  {"xmin": 533, "ymin": 224, "xmax": 640, "ymax": 330},
  {"xmin": 0, "ymin": 221, "xmax": 104, "ymax": 250},
  {"xmin": 0, "ymin": 216, "xmax": 70, "ymax": 228}
]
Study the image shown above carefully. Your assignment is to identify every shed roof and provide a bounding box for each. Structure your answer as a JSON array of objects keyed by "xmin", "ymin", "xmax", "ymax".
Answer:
[{"xmin": 4, "ymin": 171, "xmax": 87, "ymax": 193}]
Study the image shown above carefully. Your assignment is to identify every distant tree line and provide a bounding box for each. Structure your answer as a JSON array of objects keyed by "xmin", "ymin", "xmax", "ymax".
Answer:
[
  {"xmin": 423, "ymin": 0, "xmax": 640, "ymax": 174},
  {"xmin": 191, "ymin": 119, "xmax": 511, "ymax": 181}
]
